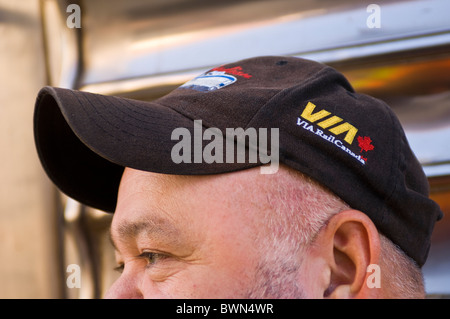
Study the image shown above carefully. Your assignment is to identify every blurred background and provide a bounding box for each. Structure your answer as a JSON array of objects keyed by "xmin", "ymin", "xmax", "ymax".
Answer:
[{"xmin": 0, "ymin": 0, "xmax": 449, "ymax": 298}]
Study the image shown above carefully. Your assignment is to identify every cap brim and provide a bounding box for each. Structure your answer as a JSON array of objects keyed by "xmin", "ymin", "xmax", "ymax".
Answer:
[{"xmin": 34, "ymin": 86, "xmax": 259, "ymax": 212}]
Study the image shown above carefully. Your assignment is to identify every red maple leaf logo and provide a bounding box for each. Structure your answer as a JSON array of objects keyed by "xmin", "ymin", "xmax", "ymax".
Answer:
[{"xmin": 357, "ymin": 136, "xmax": 374, "ymax": 153}]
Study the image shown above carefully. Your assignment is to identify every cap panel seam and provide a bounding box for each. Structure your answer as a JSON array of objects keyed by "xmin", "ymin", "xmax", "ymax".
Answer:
[
  {"xmin": 69, "ymin": 90, "xmax": 124, "ymax": 142},
  {"xmin": 156, "ymin": 99, "xmax": 220, "ymax": 130},
  {"xmin": 243, "ymin": 66, "xmax": 336, "ymax": 129},
  {"xmin": 378, "ymin": 102, "xmax": 402, "ymax": 228}
]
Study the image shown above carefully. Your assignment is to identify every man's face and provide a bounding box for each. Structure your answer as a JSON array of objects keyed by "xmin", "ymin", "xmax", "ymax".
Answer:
[{"xmin": 106, "ymin": 167, "xmax": 313, "ymax": 298}]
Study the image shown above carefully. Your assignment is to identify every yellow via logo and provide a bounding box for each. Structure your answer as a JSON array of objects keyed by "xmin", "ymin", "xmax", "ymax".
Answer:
[{"xmin": 300, "ymin": 102, "xmax": 358, "ymax": 145}]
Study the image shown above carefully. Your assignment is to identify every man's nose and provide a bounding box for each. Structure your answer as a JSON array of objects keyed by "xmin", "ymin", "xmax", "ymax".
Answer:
[{"xmin": 103, "ymin": 271, "xmax": 143, "ymax": 299}]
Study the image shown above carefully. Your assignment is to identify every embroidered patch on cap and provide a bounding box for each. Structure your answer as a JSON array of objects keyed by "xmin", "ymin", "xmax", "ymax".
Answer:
[
  {"xmin": 296, "ymin": 101, "xmax": 375, "ymax": 165},
  {"xmin": 179, "ymin": 66, "xmax": 252, "ymax": 92},
  {"xmin": 180, "ymin": 71, "xmax": 236, "ymax": 92}
]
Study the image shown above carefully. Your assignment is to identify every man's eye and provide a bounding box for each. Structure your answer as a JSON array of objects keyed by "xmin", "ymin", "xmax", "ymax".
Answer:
[
  {"xmin": 113, "ymin": 252, "xmax": 169, "ymax": 273},
  {"xmin": 114, "ymin": 264, "xmax": 124, "ymax": 273},
  {"xmin": 139, "ymin": 251, "xmax": 167, "ymax": 267}
]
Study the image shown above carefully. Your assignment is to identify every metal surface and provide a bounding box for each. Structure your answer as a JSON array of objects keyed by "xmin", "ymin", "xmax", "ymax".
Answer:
[
  {"xmin": 77, "ymin": 0, "xmax": 450, "ymax": 92},
  {"xmin": 41, "ymin": 0, "xmax": 82, "ymax": 89},
  {"xmin": 0, "ymin": 0, "xmax": 61, "ymax": 298}
]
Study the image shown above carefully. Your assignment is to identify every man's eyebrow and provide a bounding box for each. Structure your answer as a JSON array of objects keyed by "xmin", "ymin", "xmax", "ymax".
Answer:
[{"xmin": 110, "ymin": 215, "xmax": 183, "ymax": 251}]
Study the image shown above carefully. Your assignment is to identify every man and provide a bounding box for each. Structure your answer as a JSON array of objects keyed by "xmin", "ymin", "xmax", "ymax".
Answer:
[{"xmin": 34, "ymin": 56, "xmax": 442, "ymax": 298}]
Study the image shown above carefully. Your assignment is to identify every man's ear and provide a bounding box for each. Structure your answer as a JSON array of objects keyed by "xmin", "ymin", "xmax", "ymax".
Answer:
[{"xmin": 314, "ymin": 210, "xmax": 382, "ymax": 299}]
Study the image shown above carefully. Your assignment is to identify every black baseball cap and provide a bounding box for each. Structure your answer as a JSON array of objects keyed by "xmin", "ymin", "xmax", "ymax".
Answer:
[{"xmin": 34, "ymin": 55, "xmax": 443, "ymax": 266}]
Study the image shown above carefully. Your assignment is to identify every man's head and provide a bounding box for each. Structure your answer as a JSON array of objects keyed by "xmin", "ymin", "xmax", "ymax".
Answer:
[
  {"xmin": 33, "ymin": 56, "xmax": 442, "ymax": 298},
  {"xmin": 106, "ymin": 165, "xmax": 424, "ymax": 298}
]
